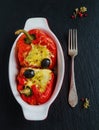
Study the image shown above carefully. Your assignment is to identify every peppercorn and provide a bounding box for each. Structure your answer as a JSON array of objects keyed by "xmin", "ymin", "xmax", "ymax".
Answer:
[
  {"xmin": 78, "ymin": 12, "xmax": 83, "ymax": 17},
  {"xmin": 84, "ymin": 13, "xmax": 88, "ymax": 17},
  {"xmin": 71, "ymin": 6, "xmax": 87, "ymax": 19},
  {"xmin": 71, "ymin": 15, "xmax": 76, "ymax": 19}
]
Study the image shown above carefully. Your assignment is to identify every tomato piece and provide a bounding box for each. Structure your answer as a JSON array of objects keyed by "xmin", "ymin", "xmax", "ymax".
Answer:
[
  {"xmin": 17, "ymin": 76, "xmax": 26, "ymax": 85},
  {"xmin": 17, "ymin": 84, "xmax": 24, "ymax": 91}
]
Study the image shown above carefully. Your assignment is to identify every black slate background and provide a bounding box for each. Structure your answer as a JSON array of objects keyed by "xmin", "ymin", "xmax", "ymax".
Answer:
[{"xmin": 0, "ymin": 0, "xmax": 99, "ymax": 130}]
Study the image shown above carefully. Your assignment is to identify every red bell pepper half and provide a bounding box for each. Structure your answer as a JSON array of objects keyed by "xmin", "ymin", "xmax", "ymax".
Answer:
[
  {"xmin": 17, "ymin": 67, "xmax": 55, "ymax": 105},
  {"xmin": 15, "ymin": 29, "xmax": 57, "ymax": 69}
]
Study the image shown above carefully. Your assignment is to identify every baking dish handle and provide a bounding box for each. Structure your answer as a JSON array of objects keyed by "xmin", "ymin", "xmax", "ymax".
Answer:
[
  {"xmin": 22, "ymin": 105, "xmax": 50, "ymax": 121},
  {"xmin": 24, "ymin": 17, "xmax": 50, "ymax": 31}
]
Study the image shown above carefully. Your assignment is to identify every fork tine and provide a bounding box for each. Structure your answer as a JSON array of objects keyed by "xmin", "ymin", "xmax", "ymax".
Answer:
[
  {"xmin": 75, "ymin": 29, "xmax": 77, "ymax": 50},
  {"xmin": 68, "ymin": 29, "xmax": 72, "ymax": 50},
  {"xmin": 70, "ymin": 29, "xmax": 72, "ymax": 49},
  {"xmin": 72, "ymin": 29, "xmax": 77, "ymax": 50},
  {"xmin": 73, "ymin": 29, "xmax": 75, "ymax": 49},
  {"xmin": 68, "ymin": 29, "xmax": 70, "ymax": 50}
]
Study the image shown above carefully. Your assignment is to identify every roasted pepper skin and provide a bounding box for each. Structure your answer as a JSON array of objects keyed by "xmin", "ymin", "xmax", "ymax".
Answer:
[
  {"xmin": 32, "ymin": 73, "xmax": 55, "ymax": 104},
  {"xmin": 16, "ymin": 34, "xmax": 32, "ymax": 66},
  {"xmin": 21, "ymin": 94, "xmax": 37, "ymax": 105},
  {"xmin": 16, "ymin": 29, "xmax": 57, "ymax": 69}
]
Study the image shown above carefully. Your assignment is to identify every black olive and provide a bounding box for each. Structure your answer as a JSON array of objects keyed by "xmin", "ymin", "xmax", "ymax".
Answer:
[
  {"xmin": 41, "ymin": 58, "xmax": 50, "ymax": 68},
  {"xmin": 24, "ymin": 69, "xmax": 35, "ymax": 78}
]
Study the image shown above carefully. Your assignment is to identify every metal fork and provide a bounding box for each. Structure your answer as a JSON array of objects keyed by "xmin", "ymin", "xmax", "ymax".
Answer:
[{"xmin": 68, "ymin": 29, "xmax": 78, "ymax": 107}]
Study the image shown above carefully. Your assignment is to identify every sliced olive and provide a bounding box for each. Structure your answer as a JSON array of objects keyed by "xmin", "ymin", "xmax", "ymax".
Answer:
[
  {"xmin": 24, "ymin": 69, "xmax": 35, "ymax": 78},
  {"xmin": 20, "ymin": 86, "xmax": 32, "ymax": 96},
  {"xmin": 41, "ymin": 58, "xmax": 50, "ymax": 68}
]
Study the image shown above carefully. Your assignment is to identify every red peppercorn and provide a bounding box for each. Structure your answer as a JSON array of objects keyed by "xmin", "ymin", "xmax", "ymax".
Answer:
[
  {"xmin": 78, "ymin": 12, "xmax": 83, "ymax": 17},
  {"xmin": 71, "ymin": 7, "xmax": 88, "ymax": 20},
  {"xmin": 71, "ymin": 15, "xmax": 75, "ymax": 19},
  {"xmin": 84, "ymin": 13, "xmax": 88, "ymax": 17},
  {"xmin": 81, "ymin": 98, "xmax": 85, "ymax": 102}
]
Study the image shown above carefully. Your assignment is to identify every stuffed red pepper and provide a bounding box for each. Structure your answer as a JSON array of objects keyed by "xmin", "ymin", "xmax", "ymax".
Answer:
[
  {"xmin": 15, "ymin": 29, "xmax": 57, "ymax": 69},
  {"xmin": 17, "ymin": 67, "xmax": 55, "ymax": 105}
]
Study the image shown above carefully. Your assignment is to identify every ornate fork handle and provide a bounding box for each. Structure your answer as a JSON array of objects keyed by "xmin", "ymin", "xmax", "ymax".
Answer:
[{"xmin": 68, "ymin": 56, "xmax": 78, "ymax": 107}]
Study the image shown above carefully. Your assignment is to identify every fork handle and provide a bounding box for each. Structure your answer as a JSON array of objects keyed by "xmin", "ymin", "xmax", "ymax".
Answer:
[{"xmin": 68, "ymin": 56, "xmax": 78, "ymax": 107}]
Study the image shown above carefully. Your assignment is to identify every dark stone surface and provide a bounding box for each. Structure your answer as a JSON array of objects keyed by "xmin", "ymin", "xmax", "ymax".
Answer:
[{"xmin": 0, "ymin": 0, "xmax": 99, "ymax": 130}]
